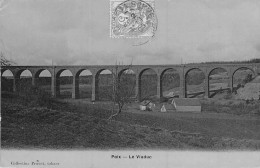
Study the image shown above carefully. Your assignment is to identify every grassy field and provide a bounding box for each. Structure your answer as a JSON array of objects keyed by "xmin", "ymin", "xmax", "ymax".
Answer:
[
  {"xmin": 69, "ymin": 99, "xmax": 260, "ymax": 139},
  {"xmin": 1, "ymin": 92, "xmax": 260, "ymax": 150}
]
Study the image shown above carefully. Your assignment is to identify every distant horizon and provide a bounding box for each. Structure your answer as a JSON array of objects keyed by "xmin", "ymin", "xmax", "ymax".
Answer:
[{"xmin": 2, "ymin": 57, "xmax": 260, "ymax": 66}]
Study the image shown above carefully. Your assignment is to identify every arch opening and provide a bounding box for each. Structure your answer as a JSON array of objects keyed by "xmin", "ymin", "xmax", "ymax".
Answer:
[
  {"xmin": 36, "ymin": 69, "xmax": 52, "ymax": 95},
  {"xmin": 232, "ymin": 67, "xmax": 256, "ymax": 99},
  {"xmin": 119, "ymin": 69, "xmax": 136, "ymax": 99},
  {"xmin": 139, "ymin": 68, "xmax": 157, "ymax": 101},
  {"xmin": 96, "ymin": 69, "xmax": 113, "ymax": 101},
  {"xmin": 17, "ymin": 69, "xmax": 33, "ymax": 93},
  {"xmin": 185, "ymin": 68, "xmax": 205, "ymax": 98},
  {"xmin": 77, "ymin": 69, "xmax": 92, "ymax": 99},
  {"xmin": 161, "ymin": 68, "xmax": 180, "ymax": 98},
  {"xmin": 208, "ymin": 68, "xmax": 229, "ymax": 98},
  {"xmin": 56, "ymin": 69, "xmax": 73, "ymax": 99},
  {"xmin": 1, "ymin": 69, "xmax": 14, "ymax": 92}
]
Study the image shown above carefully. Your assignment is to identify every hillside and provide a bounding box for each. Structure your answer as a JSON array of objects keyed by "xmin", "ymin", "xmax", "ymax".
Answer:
[{"xmin": 235, "ymin": 76, "xmax": 260, "ymax": 100}]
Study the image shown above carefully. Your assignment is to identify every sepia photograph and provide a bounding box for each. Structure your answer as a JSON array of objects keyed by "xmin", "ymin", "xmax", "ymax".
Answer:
[{"xmin": 1, "ymin": 0, "xmax": 260, "ymax": 167}]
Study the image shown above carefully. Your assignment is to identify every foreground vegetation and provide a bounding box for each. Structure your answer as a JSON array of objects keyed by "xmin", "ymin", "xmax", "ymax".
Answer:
[
  {"xmin": 1, "ymin": 89, "xmax": 260, "ymax": 150},
  {"xmin": 201, "ymin": 98, "xmax": 260, "ymax": 116}
]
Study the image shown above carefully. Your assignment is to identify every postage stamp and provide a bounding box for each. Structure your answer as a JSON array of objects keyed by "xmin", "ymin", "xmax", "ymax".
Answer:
[{"xmin": 110, "ymin": 0, "xmax": 157, "ymax": 38}]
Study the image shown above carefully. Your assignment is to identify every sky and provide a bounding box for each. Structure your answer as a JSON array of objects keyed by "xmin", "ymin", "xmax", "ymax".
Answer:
[{"xmin": 0, "ymin": 0, "xmax": 260, "ymax": 66}]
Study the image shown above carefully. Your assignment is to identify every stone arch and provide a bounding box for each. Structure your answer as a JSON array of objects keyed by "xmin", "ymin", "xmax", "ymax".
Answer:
[
  {"xmin": 185, "ymin": 68, "xmax": 205, "ymax": 98},
  {"xmin": 138, "ymin": 68, "xmax": 157, "ymax": 100},
  {"xmin": 56, "ymin": 69, "xmax": 73, "ymax": 77},
  {"xmin": 15, "ymin": 69, "xmax": 33, "ymax": 78},
  {"xmin": 34, "ymin": 69, "xmax": 52, "ymax": 78},
  {"xmin": 34, "ymin": 69, "xmax": 52, "ymax": 94},
  {"xmin": 118, "ymin": 68, "xmax": 136, "ymax": 98},
  {"xmin": 15, "ymin": 69, "xmax": 33, "ymax": 92},
  {"xmin": 75, "ymin": 69, "xmax": 93, "ymax": 77},
  {"xmin": 1, "ymin": 69, "xmax": 14, "ymax": 92},
  {"xmin": 232, "ymin": 67, "xmax": 255, "ymax": 78},
  {"xmin": 95, "ymin": 69, "xmax": 113, "ymax": 101},
  {"xmin": 75, "ymin": 69, "xmax": 93, "ymax": 99},
  {"xmin": 208, "ymin": 67, "xmax": 228, "ymax": 76},
  {"xmin": 118, "ymin": 68, "xmax": 135, "ymax": 78},
  {"xmin": 232, "ymin": 67, "xmax": 255, "ymax": 92},
  {"xmin": 56, "ymin": 69, "xmax": 73, "ymax": 98},
  {"xmin": 138, "ymin": 68, "xmax": 158, "ymax": 77},
  {"xmin": 208, "ymin": 67, "xmax": 229, "ymax": 98},
  {"xmin": 1, "ymin": 68, "xmax": 13, "ymax": 76},
  {"xmin": 1, "ymin": 68, "xmax": 12, "ymax": 75},
  {"xmin": 185, "ymin": 68, "xmax": 204, "ymax": 76},
  {"xmin": 160, "ymin": 68, "xmax": 180, "ymax": 98}
]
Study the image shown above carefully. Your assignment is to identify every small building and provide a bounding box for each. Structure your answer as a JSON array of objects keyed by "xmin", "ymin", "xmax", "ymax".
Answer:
[
  {"xmin": 160, "ymin": 104, "xmax": 167, "ymax": 112},
  {"xmin": 171, "ymin": 98, "xmax": 201, "ymax": 112},
  {"xmin": 140, "ymin": 100, "xmax": 155, "ymax": 111},
  {"xmin": 159, "ymin": 103, "xmax": 175, "ymax": 113}
]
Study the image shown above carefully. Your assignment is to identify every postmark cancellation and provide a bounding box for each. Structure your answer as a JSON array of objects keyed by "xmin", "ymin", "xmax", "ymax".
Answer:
[{"xmin": 110, "ymin": 0, "xmax": 157, "ymax": 38}]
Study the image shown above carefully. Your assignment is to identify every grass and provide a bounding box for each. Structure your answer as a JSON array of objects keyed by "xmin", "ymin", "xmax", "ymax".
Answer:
[
  {"xmin": 0, "ymin": 99, "xmax": 192, "ymax": 149},
  {"xmin": 201, "ymin": 98, "xmax": 260, "ymax": 116},
  {"xmin": 2, "ymin": 92, "xmax": 260, "ymax": 150}
]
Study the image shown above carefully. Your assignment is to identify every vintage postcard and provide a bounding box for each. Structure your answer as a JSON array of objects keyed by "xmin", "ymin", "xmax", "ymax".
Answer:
[{"xmin": 1, "ymin": 0, "xmax": 260, "ymax": 167}]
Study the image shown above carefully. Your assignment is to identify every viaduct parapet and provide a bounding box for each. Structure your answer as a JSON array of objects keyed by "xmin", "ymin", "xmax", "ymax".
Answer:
[{"xmin": 1, "ymin": 63, "xmax": 260, "ymax": 101}]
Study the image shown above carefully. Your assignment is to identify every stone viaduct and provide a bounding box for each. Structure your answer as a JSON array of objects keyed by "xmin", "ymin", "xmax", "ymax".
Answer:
[{"xmin": 1, "ymin": 63, "xmax": 260, "ymax": 101}]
